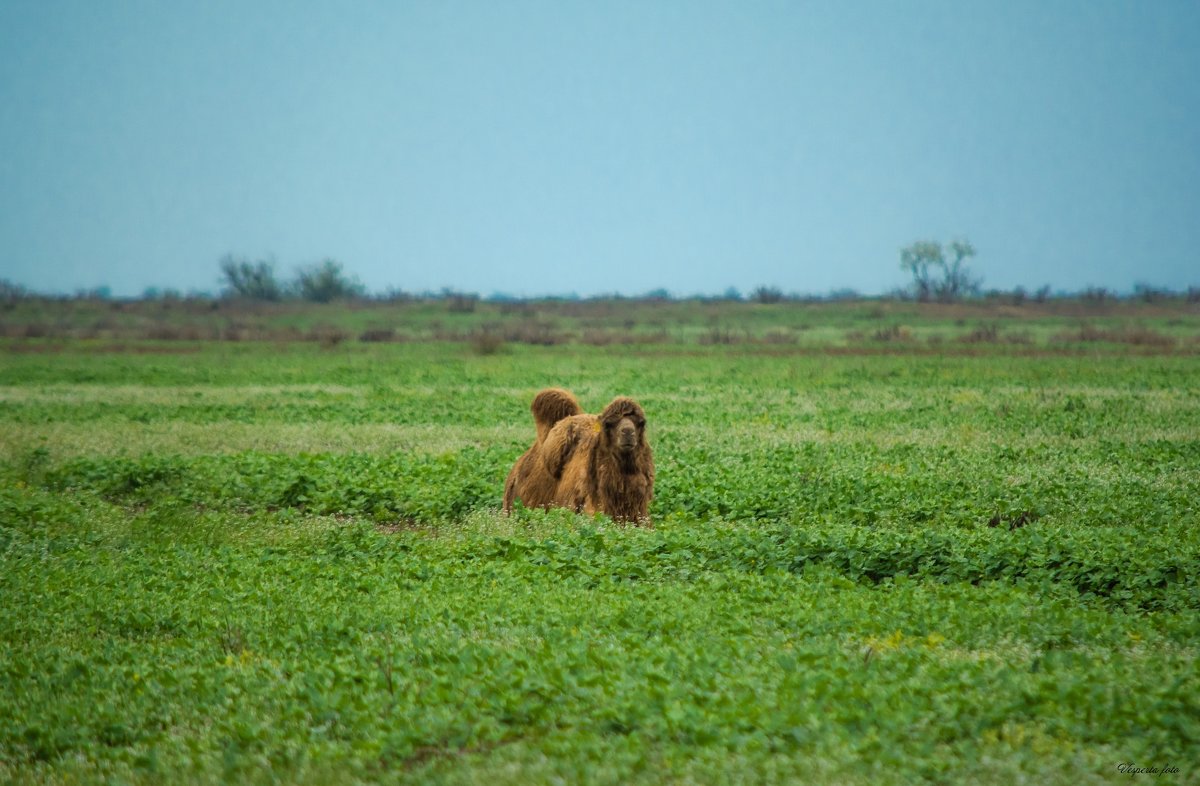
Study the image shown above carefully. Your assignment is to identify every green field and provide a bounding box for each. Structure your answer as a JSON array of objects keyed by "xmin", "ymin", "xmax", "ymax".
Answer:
[{"xmin": 2, "ymin": 302, "xmax": 1198, "ymax": 784}]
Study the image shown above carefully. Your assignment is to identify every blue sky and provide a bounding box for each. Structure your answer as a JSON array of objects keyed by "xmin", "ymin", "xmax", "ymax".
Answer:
[{"xmin": 2, "ymin": 1, "xmax": 1197, "ymax": 298}]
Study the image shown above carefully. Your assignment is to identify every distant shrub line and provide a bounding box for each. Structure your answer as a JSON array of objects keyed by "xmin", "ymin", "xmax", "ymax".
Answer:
[{"xmin": 5, "ymin": 269, "xmax": 1200, "ymax": 306}]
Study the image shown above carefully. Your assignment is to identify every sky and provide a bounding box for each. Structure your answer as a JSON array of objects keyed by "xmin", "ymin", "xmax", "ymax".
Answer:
[{"xmin": 1, "ymin": 1, "xmax": 1198, "ymax": 299}]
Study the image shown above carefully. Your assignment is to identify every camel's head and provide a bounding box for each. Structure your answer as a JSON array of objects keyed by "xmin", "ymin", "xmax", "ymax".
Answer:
[{"xmin": 599, "ymin": 397, "xmax": 647, "ymax": 456}]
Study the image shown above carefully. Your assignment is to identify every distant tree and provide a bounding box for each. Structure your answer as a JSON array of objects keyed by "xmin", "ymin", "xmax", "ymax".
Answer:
[
  {"xmin": 722, "ymin": 287, "xmax": 743, "ymax": 301},
  {"xmin": 751, "ymin": 285, "xmax": 784, "ymax": 304},
  {"xmin": 441, "ymin": 288, "xmax": 479, "ymax": 313},
  {"xmin": 939, "ymin": 240, "xmax": 980, "ymax": 301},
  {"xmin": 77, "ymin": 286, "xmax": 112, "ymax": 300},
  {"xmin": 899, "ymin": 241, "xmax": 939, "ymax": 301},
  {"xmin": 220, "ymin": 254, "xmax": 283, "ymax": 301},
  {"xmin": 1133, "ymin": 282, "xmax": 1168, "ymax": 303},
  {"xmin": 295, "ymin": 259, "xmax": 365, "ymax": 303},
  {"xmin": 0, "ymin": 279, "xmax": 29, "ymax": 303},
  {"xmin": 900, "ymin": 239, "xmax": 980, "ymax": 302}
]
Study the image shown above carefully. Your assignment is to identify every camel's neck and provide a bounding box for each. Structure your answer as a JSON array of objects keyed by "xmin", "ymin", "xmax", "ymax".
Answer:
[
  {"xmin": 590, "ymin": 445, "xmax": 640, "ymax": 482},
  {"xmin": 586, "ymin": 445, "xmax": 649, "ymax": 523}
]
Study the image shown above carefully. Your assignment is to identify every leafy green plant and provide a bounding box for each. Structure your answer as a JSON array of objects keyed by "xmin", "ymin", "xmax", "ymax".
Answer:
[{"xmin": 1, "ymin": 332, "xmax": 1198, "ymax": 783}]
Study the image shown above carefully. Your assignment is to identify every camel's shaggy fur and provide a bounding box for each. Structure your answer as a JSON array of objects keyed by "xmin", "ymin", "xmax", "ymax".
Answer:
[{"xmin": 503, "ymin": 388, "xmax": 654, "ymax": 524}]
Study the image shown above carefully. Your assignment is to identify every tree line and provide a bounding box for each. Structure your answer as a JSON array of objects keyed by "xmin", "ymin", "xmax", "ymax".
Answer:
[
  {"xmin": 2, "ymin": 243, "xmax": 1197, "ymax": 305},
  {"xmin": 219, "ymin": 255, "xmax": 365, "ymax": 303},
  {"xmin": 215, "ymin": 243, "xmax": 1200, "ymax": 306},
  {"xmin": 217, "ymin": 244, "xmax": 988, "ymax": 304}
]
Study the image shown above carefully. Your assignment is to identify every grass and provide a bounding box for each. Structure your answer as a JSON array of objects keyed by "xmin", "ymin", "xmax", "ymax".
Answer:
[{"xmin": 1, "ymin": 303, "xmax": 1199, "ymax": 784}]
